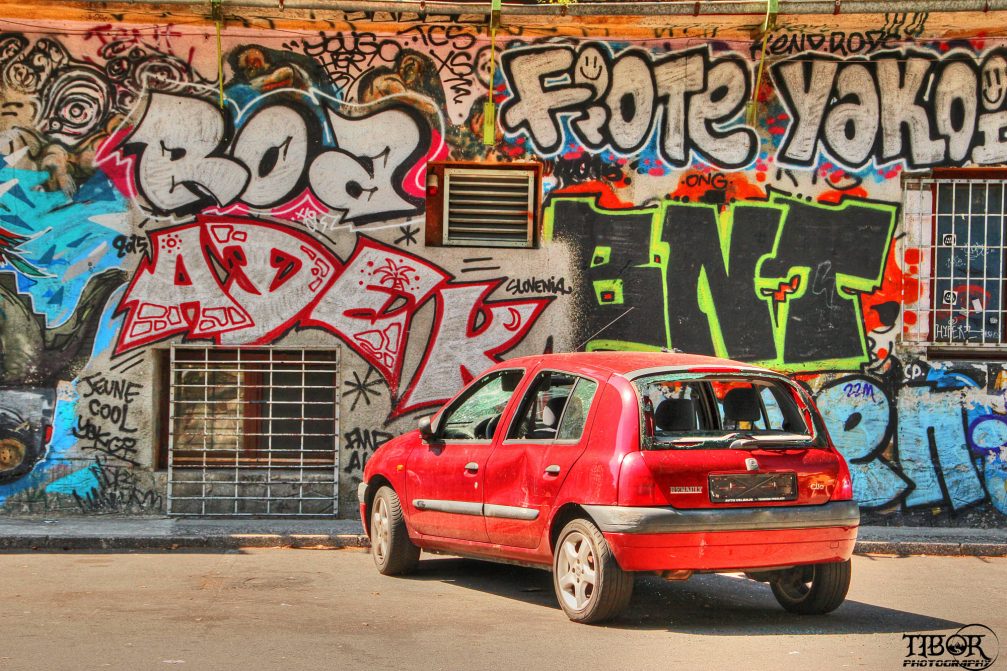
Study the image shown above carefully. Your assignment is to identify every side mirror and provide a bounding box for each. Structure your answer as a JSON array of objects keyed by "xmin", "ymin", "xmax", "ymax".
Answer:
[{"xmin": 419, "ymin": 415, "xmax": 437, "ymax": 441}]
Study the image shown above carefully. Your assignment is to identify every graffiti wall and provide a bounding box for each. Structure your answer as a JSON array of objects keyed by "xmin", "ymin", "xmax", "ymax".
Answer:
[{"xmin": 0, "ymin": 8, "xmax": 1002, "ymax": 525}]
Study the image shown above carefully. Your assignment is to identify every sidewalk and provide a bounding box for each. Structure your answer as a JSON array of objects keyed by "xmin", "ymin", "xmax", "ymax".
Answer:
[
  {"xmin": 0, "ymin": 517, "xmax": 368, "ymax": 551},
  {"xmin": 0, "ymin": 517, "xmax": 1005, "ymax": 555}
]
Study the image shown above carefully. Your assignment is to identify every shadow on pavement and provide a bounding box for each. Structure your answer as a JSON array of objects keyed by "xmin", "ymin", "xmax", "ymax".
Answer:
[{"xmin": 410, "ymin": 556, "xmax": 964, "ymax": 635}]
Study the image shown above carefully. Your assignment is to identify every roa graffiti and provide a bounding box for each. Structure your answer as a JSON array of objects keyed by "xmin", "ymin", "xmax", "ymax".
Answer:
[
  {"xmin": 116, "ymin": 90, "xmax": 434, "ymax": 223},
  {"xmin": 115, "ymin": 218, "xmax": 551, "ymax": 414}
]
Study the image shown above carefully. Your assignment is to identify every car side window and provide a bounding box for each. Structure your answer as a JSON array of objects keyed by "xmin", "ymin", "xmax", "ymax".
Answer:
[
  {"xmin": 556, "ymin": 378, "xmax": 598, "ymax": 441},
  {"xmin": 759, "ymin": 386, "xmax": 786, "ymax": 429},
  {"xmin": 439, "ymin": 369, "xmax": 523, "ymax": 441},
  {"xmin": 507, "ymin": 371, "xmax": 578, "ymax": 440}
]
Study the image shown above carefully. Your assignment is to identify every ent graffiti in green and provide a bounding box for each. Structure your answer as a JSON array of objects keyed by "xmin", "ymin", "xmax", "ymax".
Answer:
[{"xmin": 545, "ymin": 191, "xmax": 897, "ymax": 371}]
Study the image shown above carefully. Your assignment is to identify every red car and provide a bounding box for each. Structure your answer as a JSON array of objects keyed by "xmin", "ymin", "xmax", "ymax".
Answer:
[{"xmin": 359, "ymin": 352, "xmax": 859, "ymax": 623}]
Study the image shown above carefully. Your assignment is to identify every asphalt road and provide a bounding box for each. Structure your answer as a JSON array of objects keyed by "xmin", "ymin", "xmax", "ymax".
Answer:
[{"xmin": 1, "ymin": 549, "xmax": 1003, "ymax": 671}]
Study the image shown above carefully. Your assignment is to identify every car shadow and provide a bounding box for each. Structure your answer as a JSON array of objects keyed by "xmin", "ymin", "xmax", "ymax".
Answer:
[{"xmin": 409, "ymin": 556, "xmax": 964, "ymax": 635}]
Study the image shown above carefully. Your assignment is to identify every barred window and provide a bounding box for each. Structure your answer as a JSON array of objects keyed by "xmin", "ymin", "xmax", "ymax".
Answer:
[
  {"xmin": 167, "ymin": 346, "xmax": 339, "ymax": 516},
  {"xmin": 903, "ymin": 175, "xmax": 1007, "ymax": 348}
]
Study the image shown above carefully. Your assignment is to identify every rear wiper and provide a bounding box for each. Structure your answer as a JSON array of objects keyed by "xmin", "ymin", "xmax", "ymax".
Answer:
[
  {"xmin": 668, "ymin": 432, "xmax": 747, "ymax": 448},
  {"xmin": 729, "ymin": 434, "xmax": 813, "ymax": 450},
  {"xmin": 665, "ymin": 433, "xmax": 812, "ymax": 449}
]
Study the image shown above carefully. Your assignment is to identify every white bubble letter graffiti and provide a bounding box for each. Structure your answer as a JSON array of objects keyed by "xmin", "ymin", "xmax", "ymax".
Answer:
[
  {"xmin": 126, "ymin": 93, "xmax": 250, "ymax": 212},
  {"xmin": 308, "ymin": 107, "xmax": 423, "ymax": 223},
  {"xmin": 500, "ymin": 48, "xmax": 593, "ymax": 154},
  {"xmin": 877, "ymin": 56, "xmax": 946, "ymax": 165},
  {"xmin": 686, "ymin": 59, "xmax": 756, "ymax": 168},
  {"xmin": 774, "ymin": 59, "xmax": 839, "ymax": 164},
  {"xmin": 231, "ymin": 105, "xmax": 310, "ymax": 208},
  {"xmin": 823, "ymin": 64, "xmax": 879, "ymax": 168}
]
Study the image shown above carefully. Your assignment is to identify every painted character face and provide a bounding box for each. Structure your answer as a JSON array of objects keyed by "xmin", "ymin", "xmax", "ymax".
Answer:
[
  {"xmin": 574, "ymin": 46, "xmax": 608, "ymax": 97},
  {"xmin": 981, "ymin": 54, "xmax": 1007, "ymax": 111}
]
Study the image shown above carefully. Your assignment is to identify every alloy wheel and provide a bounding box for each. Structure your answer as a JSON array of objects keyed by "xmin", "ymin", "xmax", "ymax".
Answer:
[
  {"xmin": 556, "ymin": 531, "xmax": 597, "ymax": 611},
  {"xmin": 371, "ymin": 495, "xmax": 390, "ymax": 563}
]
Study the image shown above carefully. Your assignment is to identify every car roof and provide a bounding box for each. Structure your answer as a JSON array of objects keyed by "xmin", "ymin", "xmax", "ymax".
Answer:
[{"xmin": 502, "ymin": 351, "xmax": 777, "ymax": 379}]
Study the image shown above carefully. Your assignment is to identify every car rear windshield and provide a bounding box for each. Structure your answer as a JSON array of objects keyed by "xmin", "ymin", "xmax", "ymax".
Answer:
[{"xmin": 633, "ymin": 374, "xmax": 815, "ymax": 450}]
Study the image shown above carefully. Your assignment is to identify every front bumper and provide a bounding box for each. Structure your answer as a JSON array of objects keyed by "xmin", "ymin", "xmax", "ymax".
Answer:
[
  {"xmin": 582, "ymin": 501, "xmax": 860, "ymax": 572},
  {"xmin": 357, "ymin": 482, "xmax": 369, "ymax": 532}
]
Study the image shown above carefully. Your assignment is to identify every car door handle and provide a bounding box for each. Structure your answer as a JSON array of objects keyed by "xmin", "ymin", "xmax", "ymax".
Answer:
[
  {"xmin": 544, "ymin": 465, "xmax": 561, "ymax": 476},
  {"xmin": 464, "ymin": 462, "xmax": 479, "ymax": 473}
]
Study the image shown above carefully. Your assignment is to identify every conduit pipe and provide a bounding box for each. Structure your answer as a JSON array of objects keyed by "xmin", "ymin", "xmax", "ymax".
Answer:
[{"xmin": 63, "ymin": 0, "xmax": 1007, "ymax": 16}]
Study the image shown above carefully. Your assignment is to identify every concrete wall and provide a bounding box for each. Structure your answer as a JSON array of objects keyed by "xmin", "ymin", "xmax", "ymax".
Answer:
[{"xmin": 0, "ymin": 7, "xmax": 1004, "ymax": 526}]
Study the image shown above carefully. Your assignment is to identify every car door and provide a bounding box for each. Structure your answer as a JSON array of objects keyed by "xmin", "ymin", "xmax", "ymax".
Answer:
[
  {"xmin": 483, "ymin": 370, "xmax": 602, "ymax": 549},
  {"xmin": 405, "ymin": 367, "xmax": 525, "ymax": 542}
]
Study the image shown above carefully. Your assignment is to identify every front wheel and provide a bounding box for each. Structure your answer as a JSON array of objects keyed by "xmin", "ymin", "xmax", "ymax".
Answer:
[
  {"xmin": 552, "ymin": 519, "xmax": 633, "ymax": 624},
  {"xmin": 370, "ymin": 486, "xmax": 420, "ymax": 576},
  {"xmin": 770, "ymin": 560, "xmax": 851, "ymax": 614}
]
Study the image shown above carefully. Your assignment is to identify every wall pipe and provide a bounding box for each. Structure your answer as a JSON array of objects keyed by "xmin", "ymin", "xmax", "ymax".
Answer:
[{"xmin": 64, "ymin": 0, "xmax": 1007, "ymax": 17}]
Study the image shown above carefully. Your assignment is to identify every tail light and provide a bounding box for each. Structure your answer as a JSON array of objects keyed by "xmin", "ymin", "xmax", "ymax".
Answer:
[
  {"xmin": 44, "ymin": 424, "xmax": 53, "ymax": 446},
  {"xmin": 832, "ymin": 454, "xmax": 854, "ymax": 501},
  {"xmin": 617, "ymin": 451, "xmax": 660, "ymax": 506}
]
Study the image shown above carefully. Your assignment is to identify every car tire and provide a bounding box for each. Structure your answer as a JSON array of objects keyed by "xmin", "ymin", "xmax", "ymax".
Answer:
[
  {"xmin": 552, "ymin": 518, "xmax": 633, "ymax": 624},
  {"xmin": 370, "ymin": 486, "xmax": 420, "ymax": 576},
  {"xmin": 770, "ymin": 559, "xmax": 851, "ymax": 614}
]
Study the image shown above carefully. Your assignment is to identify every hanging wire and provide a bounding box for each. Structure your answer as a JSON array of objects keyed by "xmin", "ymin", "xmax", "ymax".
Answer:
[
  {"xmin": 483, "ymin": 0, "xmax": 501, "ymax": 146},
  {"xmin": 212, "ymin": 0, "xmax": 226, "ymax": 108},
  {"xmin": 747, "ymin": 0, "xmax": 777, "ymax": 125}
]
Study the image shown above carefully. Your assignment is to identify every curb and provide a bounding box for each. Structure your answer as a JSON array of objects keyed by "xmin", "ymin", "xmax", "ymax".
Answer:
[
  {"xmin": 0, "ymin": 534, "xmax": 370, "ymax": 551},
  {"xmin": 853, "ymin": 540, "xmax": 1007, "ymax": 557},
  {"xmin": 1, "ymin": 535, "xmax": 1004, "ymax": 556}
]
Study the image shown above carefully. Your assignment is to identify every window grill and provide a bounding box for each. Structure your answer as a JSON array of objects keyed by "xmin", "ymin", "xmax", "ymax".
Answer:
[
  {"xmin": 443, "ymin": 167, "xmax": 536, "ymax": 247},
  {"xmin": 167, "ymin": 346, "xmax": 340, "ymax": 517},
  {"xmin": 902, "ymin": 177, "xmax": 1007, "ymax": 348}
]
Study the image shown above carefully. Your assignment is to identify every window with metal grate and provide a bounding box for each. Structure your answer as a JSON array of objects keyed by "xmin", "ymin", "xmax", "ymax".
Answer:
[
  {"xmin": 902, "ymin": 175, "xmax": 1007, "ymax": 351},
  {"xmin": 165, "ymin": 346, "xmax": 340, "ymax": 517}
]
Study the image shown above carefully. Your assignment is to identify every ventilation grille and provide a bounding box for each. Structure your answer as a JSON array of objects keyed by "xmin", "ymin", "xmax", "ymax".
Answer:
[{"xmin": 443, "ymin": 168, "xmax": 535, "ymax": 247}]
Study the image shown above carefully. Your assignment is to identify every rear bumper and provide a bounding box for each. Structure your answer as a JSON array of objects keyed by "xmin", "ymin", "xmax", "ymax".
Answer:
[
  {"xmin": 605, "ymin": 526, "xmax": 858, "ymax": 571},
  {"xmin": 583, "ymin": 501, "xmax": 860, "ymax": 572},
  {"xmin": 582, "ymin": 500, "xmax": 859, "ymax": 534}
]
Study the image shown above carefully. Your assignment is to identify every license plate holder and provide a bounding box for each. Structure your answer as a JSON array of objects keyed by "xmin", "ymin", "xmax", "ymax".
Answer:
[{"xmin": 708, "ymin": 472, "xmax": 798, "ymax": 503}]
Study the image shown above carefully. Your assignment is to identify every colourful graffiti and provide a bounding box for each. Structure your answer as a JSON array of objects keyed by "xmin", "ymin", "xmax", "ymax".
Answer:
[
  {"xmin": 771, "ymin": 48, "xmax": 1007, "ymax": 169},
  {"xmin": 0, "ymin": 388, "xmax": 55, "ymax": 485},
  {"xmin": 813, "ymin": 359, "xmax": 1007, "ymax": 519},
  {"xmin": 0, "ymin": 19, "xmax": 1002, "ymax": 527},
  {"xmin": 115, "ymin": 218, "xmax": 551, "ymax": 415},
  {"xmin": 546, "ymin": 191, "xmax": 897, "ymax": 372},
  {"xmin": 500, "ymin": 44, "xmax": 756, "ymax": 169}
]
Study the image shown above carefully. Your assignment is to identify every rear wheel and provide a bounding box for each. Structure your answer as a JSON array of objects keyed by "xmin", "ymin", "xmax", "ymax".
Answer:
[
  {"xmin": 552, "ymin": 519, "xmax": 633, "ymax": 624},
  {"xmin": 770, "ymin": 560, "xmax": 851, "ymax": 614},
  {"xmin": 370, "ymin": 486, "xmax": 420, "ymax": 576}
]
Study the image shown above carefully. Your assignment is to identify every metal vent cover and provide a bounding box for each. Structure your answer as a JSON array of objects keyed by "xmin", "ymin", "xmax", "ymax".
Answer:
[{"xmin": 443, "ymin": 167, "xmax": 535, "ymax": 247}]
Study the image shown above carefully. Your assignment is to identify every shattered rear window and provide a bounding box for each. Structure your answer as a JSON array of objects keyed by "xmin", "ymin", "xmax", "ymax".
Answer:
[{"xmin": 633, "ymin": 374, "xmax": 816, "ymax": 450}]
